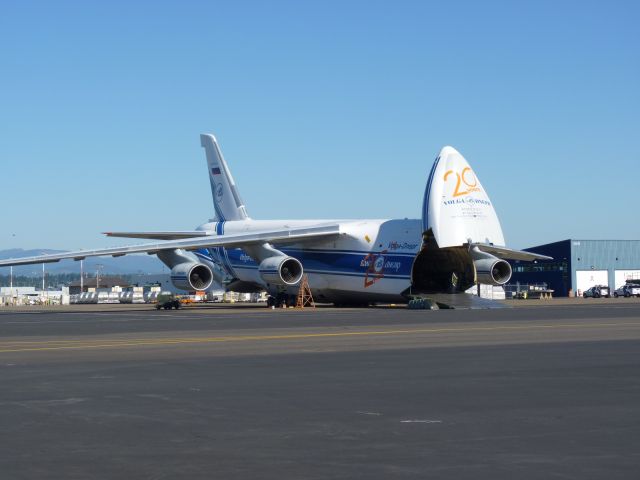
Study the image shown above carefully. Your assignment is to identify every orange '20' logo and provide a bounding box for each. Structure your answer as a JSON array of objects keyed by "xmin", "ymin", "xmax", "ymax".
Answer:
[{"xmin": 443, "ymin": 167, "xmax": 481, "ymax": 197}]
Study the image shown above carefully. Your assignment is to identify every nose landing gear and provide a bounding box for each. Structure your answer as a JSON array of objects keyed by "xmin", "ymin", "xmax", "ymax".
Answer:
[{"xmin": 266, "ymin": 293, "xmax": 297, "ymax": 308}]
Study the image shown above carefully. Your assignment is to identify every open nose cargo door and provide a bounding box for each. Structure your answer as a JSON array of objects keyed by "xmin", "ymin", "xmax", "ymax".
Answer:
[{"xmin": 411, "ymin": 146, "xmax": 509, "ymax": 296}]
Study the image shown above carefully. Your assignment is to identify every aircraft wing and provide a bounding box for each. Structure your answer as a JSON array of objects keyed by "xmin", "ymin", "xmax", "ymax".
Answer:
[
  {"xmin": 104, "ymin": 231, "xmax": 213, "ymax": 240},
  {"xmin": 472, "ymin": 243, "xmax": 553, "ymax": 261},
  {"xmin": 0, "ymin": 224, "xmax": 341, "ymax": 267}
]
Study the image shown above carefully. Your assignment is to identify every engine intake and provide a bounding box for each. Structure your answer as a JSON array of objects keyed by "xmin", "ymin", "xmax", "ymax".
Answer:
[
  {"xmin": 473, "ymin": 257, "xmax": 512, "ymax": 285},
  {"xmin": 258, "ymin": 256, "xmax": 303, "ymax": 286},
  {"xmin": 170, "ymin": 262, "xmax": 214, "ymax": 291},
  {"xmin": 470, "ymin": 247, "xmax": 512, "ymax": 285}
]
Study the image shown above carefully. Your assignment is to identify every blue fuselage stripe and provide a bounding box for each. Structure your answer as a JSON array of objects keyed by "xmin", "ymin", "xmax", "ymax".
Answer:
[{"xmin": 194, "ymin": 245, "xmax": 417, "ymax": 282}]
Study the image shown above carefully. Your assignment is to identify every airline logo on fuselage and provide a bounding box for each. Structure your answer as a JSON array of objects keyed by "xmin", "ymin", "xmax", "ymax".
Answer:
[
  {"xmin": 239, "ymin": 253, "xmax": 254, "ymax": 263},
  {"xmin": 361, "ymin": 250, "xmax": 403, "ymax": 288},
  {"xmin": 387, "ymin": 241, "xmax": 419, "ymax": 251},
  {"xmin": 360, "ymin": 256, "xmax": 401, "ymax": 272}
]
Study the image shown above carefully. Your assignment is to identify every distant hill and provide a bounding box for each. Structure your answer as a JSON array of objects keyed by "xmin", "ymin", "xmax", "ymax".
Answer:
[{"xmin": 0, "ymin": 249, "xmax": 166, "ymax": 276}]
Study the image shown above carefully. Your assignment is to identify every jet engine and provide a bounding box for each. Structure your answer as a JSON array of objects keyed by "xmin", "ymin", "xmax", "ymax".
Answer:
[
  {"xmin": 473, "ymin": 256, "xmax": 512, "ymax": 285},
  {"xmin": 170, "ymin": 262, "xmax": 214, "ymax": 291},
  {"xmin": 258, "ymin": 256, "xmax": 303, "ymax": 286}
]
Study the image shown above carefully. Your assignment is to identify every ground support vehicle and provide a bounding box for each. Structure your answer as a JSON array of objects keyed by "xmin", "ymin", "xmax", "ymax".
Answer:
[
  {"xmin": 583, "ymin": 285, "xmax": 610, "ymax": 298},
  {"xmin": 155, "ymin": 293, "xmax": 181, "ymax": 310},
  {"xmin": 614, "ymin": 284, "xmax": 640, "ymax": 297}
]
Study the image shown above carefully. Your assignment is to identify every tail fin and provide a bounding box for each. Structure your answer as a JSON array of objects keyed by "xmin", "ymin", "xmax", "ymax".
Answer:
[
  {"xmin": 422, "ymin": 146, "xmax": 505, "ymax": 247},
  {"xmin": 200, "ymin": 134, "xmax": 249, "ymax": 221}
]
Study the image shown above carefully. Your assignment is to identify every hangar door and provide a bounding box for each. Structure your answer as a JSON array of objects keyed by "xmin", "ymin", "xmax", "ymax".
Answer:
[
  {"xmin": 576, "ymin": 270, "xmax": 608, "ymax": 296},
  {"xmin": 614, "ymin": 270, "xmax": 640, "ymax": 288}
]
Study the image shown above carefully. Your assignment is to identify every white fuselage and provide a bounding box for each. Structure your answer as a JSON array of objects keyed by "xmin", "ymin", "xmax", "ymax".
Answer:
[{"xmin": 188, "ymin": 219, "xmax": 423, "ymax": 303}]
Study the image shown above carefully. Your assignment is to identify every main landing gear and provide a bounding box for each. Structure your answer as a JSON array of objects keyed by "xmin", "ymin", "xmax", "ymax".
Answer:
[{"xmin": 267, "ymin": 293, "xmax": 297, "ymax": 308}]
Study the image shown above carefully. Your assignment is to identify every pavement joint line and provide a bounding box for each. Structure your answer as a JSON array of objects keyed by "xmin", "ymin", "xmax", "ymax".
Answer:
[{"xmin": 0, "ymin": 321, "xmax": 639, "ymax": 353}]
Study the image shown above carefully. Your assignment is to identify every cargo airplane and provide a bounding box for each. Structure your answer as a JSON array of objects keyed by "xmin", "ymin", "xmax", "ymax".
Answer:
[{"xmin": 0, "ymin": 134, "xmax": 550, "ymax": 307}]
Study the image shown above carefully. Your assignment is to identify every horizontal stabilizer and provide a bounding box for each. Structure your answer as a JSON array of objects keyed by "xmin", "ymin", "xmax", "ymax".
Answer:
[
  {"xmin": 0, "ymin": 224, "xmax": 341, "ymax": 267},
  {"xmin": 471, "ymin": 243, "xmax": 553, "ymax": 261},
  {"xmin": 104, "ymin": 231, "xmax": 212, "ymax": 240}
]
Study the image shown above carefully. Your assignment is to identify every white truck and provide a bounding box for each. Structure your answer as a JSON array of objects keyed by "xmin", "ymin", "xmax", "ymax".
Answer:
[{"xmin": 614, "ymin": 284, "xmax": 640, "ymax": 297}]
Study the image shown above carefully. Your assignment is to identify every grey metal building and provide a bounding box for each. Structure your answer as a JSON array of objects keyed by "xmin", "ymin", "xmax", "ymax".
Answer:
[{"xmin": 509, "ymin": 240, "xmax": 640, "ymax": 296}]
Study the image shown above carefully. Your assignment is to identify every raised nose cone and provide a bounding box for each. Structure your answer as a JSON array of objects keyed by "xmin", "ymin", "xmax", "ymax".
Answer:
[
  {"xmin": 423, "ymin": 145, "xmax": 505, "ymax": 248},
  {"xmin": 439, "ymin": 146, "xmax": 462, "ymax": 157}
]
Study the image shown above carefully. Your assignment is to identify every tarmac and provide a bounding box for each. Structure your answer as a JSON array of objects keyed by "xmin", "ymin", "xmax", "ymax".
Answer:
[{"xmin": 1, "ymin": 300, "xmax": 639, "ymax": 479}]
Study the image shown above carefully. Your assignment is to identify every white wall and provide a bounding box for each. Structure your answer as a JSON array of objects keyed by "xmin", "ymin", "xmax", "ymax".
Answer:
[
  {"xmin": 576, "ymin": 270, "xmax": 608, "ymax": 295},
  {"xmin": 614, "ymin": 270, "xmax": 640, "ymax": 288}
]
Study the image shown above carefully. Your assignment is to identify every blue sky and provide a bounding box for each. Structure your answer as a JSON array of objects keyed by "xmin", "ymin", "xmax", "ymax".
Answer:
[{"xmin": 1, "ymin": 0, "xmax": 638, "ymax": 250}]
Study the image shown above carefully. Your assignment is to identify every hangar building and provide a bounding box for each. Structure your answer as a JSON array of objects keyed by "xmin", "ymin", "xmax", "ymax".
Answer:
[{"xmin": 509, "ymin": 240, "xmax": 640, "ymax": 297}]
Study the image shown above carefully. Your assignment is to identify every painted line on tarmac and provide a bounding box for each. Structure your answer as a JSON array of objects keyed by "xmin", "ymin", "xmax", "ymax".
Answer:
[
  {"xmin": 1, "ymin": 315, "xmax": 282, "ymax": 325},
  {"xmin": 0, "ymin": 311, "xmax": 358, "ymax": 325},
  {"xmin": 0, "ymin": 321, "xmax": 638, "ymax": 354}
]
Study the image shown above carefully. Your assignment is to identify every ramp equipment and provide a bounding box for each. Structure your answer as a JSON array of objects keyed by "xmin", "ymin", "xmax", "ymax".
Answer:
[{"xmin": 295, "ymin": 275, "xmax": 315, "ymax": 309}]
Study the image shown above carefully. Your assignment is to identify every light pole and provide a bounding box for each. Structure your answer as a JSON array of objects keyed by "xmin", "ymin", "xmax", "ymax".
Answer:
[
  {"xmin": 42, "ymin": 263, "xmax": 47, "ymax": 304},
  {"xmin": 80, "ymin": 259, "xmax": 84, "ymax": 293},
  {"xmin": 10, "ymin": 265, "xmax": 13, "ymax": 305},
  {"xmin": 96, "ymin": 264, "xmax": 103, "ymax": 290}
]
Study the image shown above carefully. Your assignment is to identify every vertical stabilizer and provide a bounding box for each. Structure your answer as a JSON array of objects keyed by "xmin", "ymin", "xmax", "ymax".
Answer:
[
  {"xmin": 200, "ymin": 134, "xmax": 249, "ymax": 221},
  {"xmin": 422, "ymin": 146, "xmax": 505, "ymax": 247}
]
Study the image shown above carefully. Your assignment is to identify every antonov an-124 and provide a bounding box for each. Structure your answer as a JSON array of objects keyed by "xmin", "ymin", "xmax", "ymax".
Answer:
[{"xmin": 0, "ymin": 134, "xmax": 550, "ymax": 308}]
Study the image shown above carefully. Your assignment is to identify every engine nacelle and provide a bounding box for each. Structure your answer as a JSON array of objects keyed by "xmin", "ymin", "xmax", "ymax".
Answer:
[
  {"xmin": 473, "ymin": 256, "xmax": 512, "ymax": 285},
  {"xmin": 170, "ymin": 262, "xmax": 214, "ymax": 291},
  {"xmin": 258, "ymin": 256, "xmax": 303, "ymax": 286}
]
